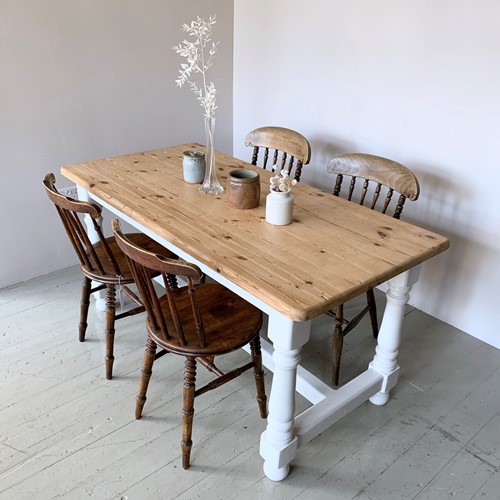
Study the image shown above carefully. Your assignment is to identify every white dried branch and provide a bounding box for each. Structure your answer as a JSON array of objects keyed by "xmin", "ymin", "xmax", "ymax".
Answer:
[{"xmin": 172, "ymin": 15, "xmax": 218, "ymax": 119}]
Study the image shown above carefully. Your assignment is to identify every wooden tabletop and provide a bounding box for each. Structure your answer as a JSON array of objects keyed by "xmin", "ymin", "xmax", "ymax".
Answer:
[{"xmin": 61, "ymin": 143, "xmax": 449, "ymax": 322}]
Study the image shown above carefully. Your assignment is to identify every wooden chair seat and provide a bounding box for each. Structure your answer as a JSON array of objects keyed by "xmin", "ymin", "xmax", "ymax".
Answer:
[
  {"xmin": 113, "ymin": 219, "xmax": 267, "ymax": 470},
  {"xmin": 326, "ymin": 153, "xmax": 420, "ymax": 386},
  {"xmin": 147, "ymin": 283, "xmax": 263, "ymax": 357},
  {"xmin": 43, "ymin": 173, "xmax": 178, "ymax": 379}
]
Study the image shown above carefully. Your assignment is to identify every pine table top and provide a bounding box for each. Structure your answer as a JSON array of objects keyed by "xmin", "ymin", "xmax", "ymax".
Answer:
[{"xmin": 62, "ymin": 143, "xmax": 450, "ymax": 321}]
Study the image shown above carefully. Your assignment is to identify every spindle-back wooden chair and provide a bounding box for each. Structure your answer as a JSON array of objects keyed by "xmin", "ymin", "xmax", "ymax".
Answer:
[
  {"xmin": 112, "ymin": 219, "xmax": 267, "ymax": 470},
  {"xmin": 326, "ymin": 153, "xmax": 420, "ymax": 386},
  {"xmin": 245, "ymin": 126, "xmax": 311, "ymax": 182},
  {"xmin": 43, "ymin": 173, "xmax": 178, "ymax": 379}
]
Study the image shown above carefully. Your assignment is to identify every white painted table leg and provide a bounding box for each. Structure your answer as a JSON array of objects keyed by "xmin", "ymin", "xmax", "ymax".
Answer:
[
  {"xmin": 260, "ymin": 314, "xmax": 311, "ymax": 481},
  {"xmin": 369, "ymin": 267, "xmax": 420, "ymax": 405},
  {"xmin": 76, "ymin": 185, "xmax": 106, "ymax": 311}
]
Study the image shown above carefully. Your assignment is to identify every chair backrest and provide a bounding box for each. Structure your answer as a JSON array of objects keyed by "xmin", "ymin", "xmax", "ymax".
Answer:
[
  {"xmin": 112, "ymin": 219, "xmax": 207, "ymax": 348},
  {"xmin": 245, "ymin": 126, "xmax": 311, "ymax": 182},
  {"xmin": 43, "ymin": 172, "xmax": 123, "ymax": 277},
  {"xmin": 326, "ymin": 153, "xmax": 420, "ymax": 219}
]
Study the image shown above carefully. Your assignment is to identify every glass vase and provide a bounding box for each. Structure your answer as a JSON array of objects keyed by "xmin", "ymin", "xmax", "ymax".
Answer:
[{"xmin": 199, "ymin": 116, "xmax": 224, "ymax": 195}]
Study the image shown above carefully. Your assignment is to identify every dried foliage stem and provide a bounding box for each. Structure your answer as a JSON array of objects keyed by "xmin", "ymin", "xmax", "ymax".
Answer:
[
  {"xmin": 172, "ymin": 15, "xmax": 218, "ymax": 119},
  {"xmin": 173, "ymin": 14, "xmax": 223, "ymax": 195}
]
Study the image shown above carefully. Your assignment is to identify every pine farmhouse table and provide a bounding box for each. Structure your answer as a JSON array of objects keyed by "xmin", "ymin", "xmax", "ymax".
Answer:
[{"xmin": 61, "ymin": 143, "xmax": 449, "ymax": 481}]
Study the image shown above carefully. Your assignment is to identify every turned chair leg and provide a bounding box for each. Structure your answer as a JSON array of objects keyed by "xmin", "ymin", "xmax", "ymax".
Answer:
[
  {"xmin": 250, "ymin": 336, "xmax": 267, "ymax": 418},
  {"xmin": 79, "ymin": 276, "xmax": 92, "ymax": 342},
  {"xmin": 181, "ymin": 357, "xmax": 196, "ymax": 470},
  {"xmin": 332, "ymin": 304, "xmax": 344, "ymax": 387},
  {"xmin": 105, "ymin": 284, "xmax": 116, "ymax": 380},
  {"xmin": 366, "ymin": 289, "xmax": 379, "ymax": 339},
  {"xmin": 136, "ymin": 337, "xmax": 157, "ymax": 419}
]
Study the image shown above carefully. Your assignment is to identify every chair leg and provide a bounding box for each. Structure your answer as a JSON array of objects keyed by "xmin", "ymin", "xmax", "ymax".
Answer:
[
  {"xmin": 105, "ymin": 284, "xmax": 116, "ymax": 380},
  {"xmin": 366, "ymin": 289, "xmax": 379, "ymax": 339},
  {"xmin": 136, "ymin": 337, "xmax": 157, "ymax": 420},
  {"xmin": 79, "ymin": 276, "xmax": 92, "ymax": 342},
  {"xmin": 250, "ymin": 336, "xmax": 267, "ymax": 418},
  {"xmin": 181, "ymin": 357, "xmax": 196, "ymax": 470},
  {"xmin": 332, "ymin": 304, "xmax": 344, "ymax": 387}
]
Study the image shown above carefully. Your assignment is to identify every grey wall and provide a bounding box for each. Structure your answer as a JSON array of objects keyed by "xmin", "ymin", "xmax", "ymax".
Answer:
[
  {"xmin": 0, "ymin": 0, "xmax": 233, "ymax": 287},
  {"xmin": 233, "ymin": 1, "xmax": 500, "ymax": 347},
  {"xmin": 4, "ymin": 0, "xmax": 500, "ymax": 349}
]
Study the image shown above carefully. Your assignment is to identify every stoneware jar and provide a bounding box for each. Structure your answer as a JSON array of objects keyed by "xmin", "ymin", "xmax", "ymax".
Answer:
[
  {"xmin": 226, "ymin": 169, "xmax": 261, "ymax": 209},
  {"xmin": 182, "ymin": 150, "xmax": 206, "ymax": 184},
  {"xmin": 265, "ymin": 189, "xmax": 294, "ymax": 225}
]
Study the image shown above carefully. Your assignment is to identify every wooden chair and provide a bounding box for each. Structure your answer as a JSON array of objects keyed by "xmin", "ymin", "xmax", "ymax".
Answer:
[
  {"xmin": 245, "ymin": 126, "xmax": 311, "ymax": 182},
  {"xmin": 112, "ymin": 219, "xmax": 267, "ymax": 469},
  {"xmin": 326, "ymin": 153, "xmax": 420, "ymax": 386},
  {"xmin": 43, "ymin": 173, "xmax": 178, "ymax": 379}
]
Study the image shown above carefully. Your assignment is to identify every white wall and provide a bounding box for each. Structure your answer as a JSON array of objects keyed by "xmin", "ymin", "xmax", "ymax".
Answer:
[
  {"xmin": 3, "ymin": 1, "xmax": 499, "ymax": 348},
  {"xmin": 0, "ymin": 0, "xmax": 233, "ymax": 288},
  {"xmin": 233, "ymin": 1, "xmax": 500, "ymax": 347}
]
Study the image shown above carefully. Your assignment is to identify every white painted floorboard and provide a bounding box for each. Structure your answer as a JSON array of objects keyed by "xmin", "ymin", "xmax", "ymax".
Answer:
[{"xmin": 1, "ymin": 266, "xmax": 499, "ymax": 499}]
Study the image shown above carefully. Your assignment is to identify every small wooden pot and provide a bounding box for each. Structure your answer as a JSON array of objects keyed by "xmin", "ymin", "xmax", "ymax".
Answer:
[{"xmin": 227, "ymin": 169, "xmax": 261, "ymax": 209}]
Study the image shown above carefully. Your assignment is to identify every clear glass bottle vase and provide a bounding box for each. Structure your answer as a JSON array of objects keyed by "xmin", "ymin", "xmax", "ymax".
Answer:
[{"xmin": 199, "ymin": 117, "xmax": 224, "ymax": 195}]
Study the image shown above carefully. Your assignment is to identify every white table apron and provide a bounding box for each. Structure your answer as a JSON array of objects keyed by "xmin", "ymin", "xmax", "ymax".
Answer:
[{"xmin": 79, "ymin": 187, "xmax": 419, "ymax": 482}]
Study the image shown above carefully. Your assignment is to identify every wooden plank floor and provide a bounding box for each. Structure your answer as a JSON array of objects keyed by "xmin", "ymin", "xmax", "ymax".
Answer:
[{"xmin": 1, "ymin": 266, "xmax": 499, "ymax": 499}]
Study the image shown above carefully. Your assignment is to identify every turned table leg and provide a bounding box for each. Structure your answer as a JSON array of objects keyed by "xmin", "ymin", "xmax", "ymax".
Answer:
[
  {"xmin": 260, "ymin": 314, "xmax": 311, "ymax": 481},
  {"xmin": 369, "ymin": 267, "xmax": 420, "ymax": 405}
]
